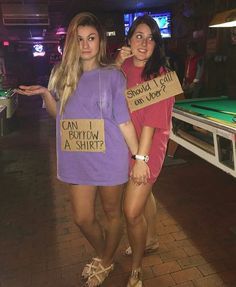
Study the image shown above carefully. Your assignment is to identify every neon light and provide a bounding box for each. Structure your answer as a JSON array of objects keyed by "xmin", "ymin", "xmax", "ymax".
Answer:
[
  {"xmin": 32, "ymin": 44, "xmax": 45, "ymax": 57},
  {"xmin": 3, "ymin": 41, "xmax": 9, "ymax": 46}
]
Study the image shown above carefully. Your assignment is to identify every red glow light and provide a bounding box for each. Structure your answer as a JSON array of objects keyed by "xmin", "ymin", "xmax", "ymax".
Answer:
[{"xmin": 3, "ymin": 41, "xmax": 9, "ymax": 46}]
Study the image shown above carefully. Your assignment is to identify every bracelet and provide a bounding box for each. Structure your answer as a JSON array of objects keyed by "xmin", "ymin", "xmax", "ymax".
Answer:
[{"xmin": 131, "ymin": 154, "xmax": 149, "ymax": 163}]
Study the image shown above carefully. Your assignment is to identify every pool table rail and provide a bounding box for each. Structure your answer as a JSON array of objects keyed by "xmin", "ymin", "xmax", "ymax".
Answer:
[{"xmin": 170, "ymin": 97, "xmax": 236, "ymax": 178}]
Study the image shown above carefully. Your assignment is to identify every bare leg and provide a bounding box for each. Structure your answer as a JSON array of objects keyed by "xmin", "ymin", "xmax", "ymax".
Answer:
[
  {"xmin": 166, "ymin": 139, "xmax": 178, "ymax": 158},
  {"xmin": 99, "ymin": 185, "xmax": 124, "ymax": 266},
  {"xmin": 69, "ymin": 185, "xmax": 105, "ymax": 257},
  {"xmin": 87, "ymin": 185, "xmax": 124, "ymax": 287},
  {"xmin": 145, "ymin": 192, "xmax": 158, "ymax": 245},
  {"xmin": 124, "ymin": 190, "xmax": 158, "ymax": 256},
  {"xmin": 124, "ymin": 181, "xmax": 153, "ymax": 270}
]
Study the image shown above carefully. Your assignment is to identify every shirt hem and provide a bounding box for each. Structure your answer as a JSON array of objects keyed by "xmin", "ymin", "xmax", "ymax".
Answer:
[{"xmin": 57, "ymin": 174, "xmax": 128, "ymax": 186}]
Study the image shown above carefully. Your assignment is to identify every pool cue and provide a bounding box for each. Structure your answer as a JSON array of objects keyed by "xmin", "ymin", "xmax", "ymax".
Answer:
[{"xmin": 191, "ymin": 104, "xmax": 236, "ymax": 116}]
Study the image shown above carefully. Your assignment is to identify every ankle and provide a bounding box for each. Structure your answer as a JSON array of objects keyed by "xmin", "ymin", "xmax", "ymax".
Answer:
[
  {"xmin": 100, "ymin": 259, "xmax": 113, "ymax": 268},
  {"xmin": 131, "ymin": 267, "xmax": 142, "ymax": 277},
  {"xmin": 128, "ymin": 268, "xmax": 143, "ymax": 287}
]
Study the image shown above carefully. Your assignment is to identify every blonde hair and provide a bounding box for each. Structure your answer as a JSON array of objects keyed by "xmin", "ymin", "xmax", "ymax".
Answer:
[{"xmin": 48, "ymin": 12, "xmax": 109, "ymax": 114}]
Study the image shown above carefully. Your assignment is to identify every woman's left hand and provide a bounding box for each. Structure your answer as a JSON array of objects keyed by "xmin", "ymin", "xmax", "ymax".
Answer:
[
  {"xmin": 130, "ymin": 161, "xmax": 150, "ymax": 185},
  {"xmin": 115, "ymin": 46, "xmax": 133, "ymax": 67}
]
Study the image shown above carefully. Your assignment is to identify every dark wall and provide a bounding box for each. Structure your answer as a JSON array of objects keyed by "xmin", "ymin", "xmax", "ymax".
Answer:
[
  {"xmin": 168, "ymin": 0, "xmax": 236, "ymax": 98},
  {"xmin": 2, "ymin": 0, "xmax": 236, "ymax": 98}
]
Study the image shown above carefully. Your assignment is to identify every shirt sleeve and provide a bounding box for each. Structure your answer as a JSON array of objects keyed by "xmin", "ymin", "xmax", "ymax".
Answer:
[
  {"xmin": 143, "ymin": 97, "xmax": 175, "ymax": 130},
  {"xmin": 112, "ymin": 69, "xmax": 130, "ymax": 124}
]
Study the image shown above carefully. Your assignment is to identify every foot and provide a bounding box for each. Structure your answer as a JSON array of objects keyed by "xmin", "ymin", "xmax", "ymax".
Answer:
[
  {"xmin": 124, "ymin": 240, "xmax": 159, "ymax": 256},
  {"xmin": 127, "ymin": 268, "xmax": 143, "ymax": 287},
  {"xmin": 86, "ymin": 262, "xmax": 114, "ymax": 287},
  {"xmin": 81, "ymin": 257, "xmax": 101, "ymax": 279}
]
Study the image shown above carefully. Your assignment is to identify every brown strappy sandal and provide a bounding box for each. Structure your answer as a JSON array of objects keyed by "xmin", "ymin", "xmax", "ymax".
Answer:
[
  {"xmin": 86, "ymin": 262, "xmax": 114, "ymax": 287},
  {"xmin": 81, "ymin": 257, "xmax": 101, "ymax": 280},
  {"xmin": 127, "ymin": 268, "xmax": 143, "ymax": 287}
]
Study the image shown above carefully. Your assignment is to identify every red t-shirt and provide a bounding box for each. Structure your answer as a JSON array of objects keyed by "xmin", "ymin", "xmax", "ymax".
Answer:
[
  {"xmin": 185, "ymin": 54, "xmax": 203, "ymax": 84},
  {"xmin": 122, "ymin": 58, "xmax": 175, "ymax": 183}
]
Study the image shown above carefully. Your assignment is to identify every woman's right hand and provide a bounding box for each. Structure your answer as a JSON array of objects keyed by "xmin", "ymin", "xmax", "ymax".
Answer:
[
  {"xmin": 115, "ymin": 46, "xmax": 133, "ymax": 67},
  {"xmin": 15, "ymin": 85, "xmax": 57, "ymax": 119},
  {"xmin": 15, "ymin": 85, "xmax": 50, "ymax": 98},
  {"xmin": 130, "ymin": 160, "xmax": 150, "ymax": 185}
]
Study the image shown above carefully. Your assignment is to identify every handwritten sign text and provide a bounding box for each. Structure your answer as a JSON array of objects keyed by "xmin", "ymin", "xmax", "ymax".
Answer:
[
  {"xmin": 60, "ymin": 119, "xmax": 105, "ymax": 152},
  {"xmin": 125, "ymin": 71, "xmax": 183, "ymax": 112}
]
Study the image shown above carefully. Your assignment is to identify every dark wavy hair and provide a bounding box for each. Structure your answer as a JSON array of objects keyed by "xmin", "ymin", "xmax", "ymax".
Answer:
[{"xmin": 127, "ymin": 14, "xmax": 169, "ymax": 80}]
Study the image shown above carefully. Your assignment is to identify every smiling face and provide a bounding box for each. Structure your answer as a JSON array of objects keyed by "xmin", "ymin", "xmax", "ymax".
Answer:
[
  {"xmin": 77, "ymin": 25, "xmax": 100, "ymax": 69},
  {"xmin": 129, "ymin": 23, "xmax": 156, "ymax": 67}
]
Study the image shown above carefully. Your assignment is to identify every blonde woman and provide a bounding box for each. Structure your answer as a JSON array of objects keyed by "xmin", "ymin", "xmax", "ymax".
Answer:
[{"xmin": 16, "ymin": 12, "xmax": 143, "ymax": 287}]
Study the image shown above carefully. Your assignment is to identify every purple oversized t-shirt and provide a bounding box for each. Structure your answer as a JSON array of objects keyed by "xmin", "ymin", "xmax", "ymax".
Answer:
[{"xmin": 56, "ymin": 67, "xmax": 130, "ymax": 186}]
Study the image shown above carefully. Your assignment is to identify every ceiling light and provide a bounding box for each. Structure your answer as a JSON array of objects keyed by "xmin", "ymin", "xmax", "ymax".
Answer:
[
  {"xmin": 209, "ymin": 9, "xmax": 236, "ymax": 28},
  {"xmin": 56, "ymin": 27, "xmax": 66, "ymax": 35}
]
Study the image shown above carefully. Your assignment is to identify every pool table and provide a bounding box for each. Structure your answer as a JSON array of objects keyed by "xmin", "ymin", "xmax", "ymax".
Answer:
[
  {"xmin": 170, "ymin": 96, "xmax": 236, "ymax": 178},
  {"xmin": 0, "ymin": 89, "xmax": 18, "ymax": 118},
  {"xmin": 0, "ymin": 104, "xmax": 7, "ymax": 136}
]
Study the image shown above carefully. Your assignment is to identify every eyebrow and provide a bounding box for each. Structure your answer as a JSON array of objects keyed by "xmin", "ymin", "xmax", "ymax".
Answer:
[
  {"xmin": 134, "ymin": 31, "xmax": 152, "ymax": 36},
  {"xmin": 78, "ymin": 32, "xmax": 96, "ymax": 37}
]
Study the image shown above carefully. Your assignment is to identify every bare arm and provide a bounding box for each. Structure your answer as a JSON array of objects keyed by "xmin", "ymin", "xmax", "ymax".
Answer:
[
  {"xmin": 131, "ymin": 126, "xmax": 155, "ymax": 184},
  {"xmin": 138, "ymin": 126, "xmax": 155, "ymax": 155},
  {"xmin": 118, "ymin": 120, "xmax": 138, "ymax": 155},
  {"xmin": 15, "ymin": 85, "xmax": 57, "ymax": 119},
  {"xmin": 119, "ymin": 120, "xmax": 153, "ymax": 184}
]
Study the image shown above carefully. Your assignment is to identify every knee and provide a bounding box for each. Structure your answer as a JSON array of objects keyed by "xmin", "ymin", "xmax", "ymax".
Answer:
[
  {"xmin": 103, "ymin": 204, "xmax": 122, "ymax": 221},
  {"xmin": 124, "ymin": 207, "xmax": 142, "ymax": 226},
  {"xmin": 72, "ymin": 213, "xmax": 94, "ymax": 229}
]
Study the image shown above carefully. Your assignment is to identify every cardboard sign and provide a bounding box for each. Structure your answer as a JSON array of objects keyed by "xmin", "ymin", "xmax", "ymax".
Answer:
[
  {"xmin": 60, "ymin": 119, "xmax": 105, "ymax": 152},
  {"xmin": 125, "ymin": 71, "xmax": 183, "ymax": 112}
]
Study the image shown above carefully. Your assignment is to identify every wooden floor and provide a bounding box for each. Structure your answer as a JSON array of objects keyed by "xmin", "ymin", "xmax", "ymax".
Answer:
[{"xmin": 1, "ymin": 95, "xmax": 236, "ymax": 287}]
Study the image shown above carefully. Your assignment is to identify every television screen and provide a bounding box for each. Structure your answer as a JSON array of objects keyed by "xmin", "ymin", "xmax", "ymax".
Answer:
[{"xmin": 124, "ymin": 11, "xmax": 171, "ymax": 38}]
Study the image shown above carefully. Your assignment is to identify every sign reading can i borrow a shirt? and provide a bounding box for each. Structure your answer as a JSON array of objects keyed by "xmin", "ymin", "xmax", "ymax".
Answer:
[
  {"xmin": 125, "ymin": 71, "xmax": 183, "ymax": 112},
  {"xmin": 60, "ymin": 119, "xmax": 106, "ymax": 152}
]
